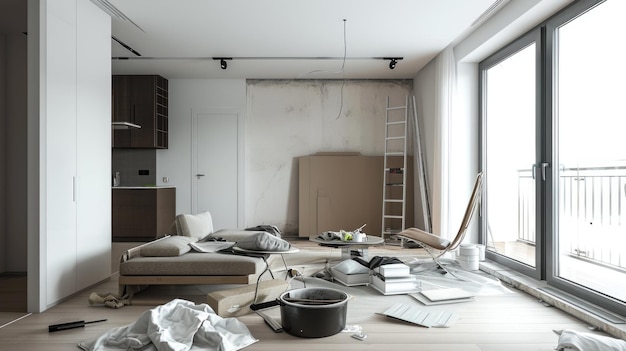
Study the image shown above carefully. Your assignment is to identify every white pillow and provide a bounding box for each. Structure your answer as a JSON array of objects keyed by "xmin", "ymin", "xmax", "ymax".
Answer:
[{"xmin": 176, "ymin": 211, "xmax": 214, "ymax": 240}]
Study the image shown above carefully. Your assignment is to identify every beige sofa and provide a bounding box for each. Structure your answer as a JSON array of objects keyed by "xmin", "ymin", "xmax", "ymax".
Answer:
[{"xmin": 118, "ymin": 212, "xmax": 283, "ymax": 296}]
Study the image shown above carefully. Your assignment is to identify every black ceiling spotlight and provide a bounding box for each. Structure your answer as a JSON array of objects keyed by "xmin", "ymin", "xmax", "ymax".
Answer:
[
  {"xmin": 384, "ymin": 57, "xmax": 403, "ymax": 70},
  {"xmin": 213, "ymin": 57, "xmax": 232, "ymax": 70}
]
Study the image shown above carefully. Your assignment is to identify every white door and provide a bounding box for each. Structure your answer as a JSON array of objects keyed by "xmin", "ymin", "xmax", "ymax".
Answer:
[{"xmin": 192, "ymin": 111, "xmax": 241, "ymax": 229}]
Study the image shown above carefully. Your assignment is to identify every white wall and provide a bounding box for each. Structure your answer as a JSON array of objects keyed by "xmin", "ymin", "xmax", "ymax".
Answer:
[
  {"xmin": 27, "ymin": 0, "xmax": 111, "ymax": 312},
  {"xmin": 156, "ymin": 79, "xmax": 247, "ymax": 216},
  {"xmin": 157, "ymin": 79, "xmax": 413, "ymax": 235},
  {"xmin": 455, "ymin": 0, "xmax": 573, "ymax": 63}
]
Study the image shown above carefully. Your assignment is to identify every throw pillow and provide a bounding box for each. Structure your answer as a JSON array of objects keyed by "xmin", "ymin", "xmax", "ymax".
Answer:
[
  {"xmin": 235, "ymin": 232, "xmax": 291, "ymax": 251},
  {"xmin": 140, "ymin": 236, "xmax": 195, "ymax": 257},
  {"xmin": 176, "ymin": 211, "xmax": 214, "ymax": 240}
]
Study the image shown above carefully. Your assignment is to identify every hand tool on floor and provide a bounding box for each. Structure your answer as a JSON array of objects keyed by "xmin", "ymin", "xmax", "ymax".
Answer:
[{"xmin": 48, "ymin": 319, "xmax": 107, "ymax": 332}]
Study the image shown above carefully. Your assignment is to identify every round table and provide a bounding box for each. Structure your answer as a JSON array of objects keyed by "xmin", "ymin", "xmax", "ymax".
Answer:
[{"xmin": 309, "ymin": 235, "xmax": 385, "ymax": 259}]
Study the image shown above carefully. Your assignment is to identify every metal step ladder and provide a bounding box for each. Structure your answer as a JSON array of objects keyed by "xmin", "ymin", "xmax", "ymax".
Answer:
[{"xmin": 381, "ymin": 96, "xmax": 408, "ymax": 243}]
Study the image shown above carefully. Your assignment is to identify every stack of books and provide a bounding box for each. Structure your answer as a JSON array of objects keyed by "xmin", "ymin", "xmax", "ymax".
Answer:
[{"xmin": 369, "ymin": 263, "xmax": 420, "ymax": 295}]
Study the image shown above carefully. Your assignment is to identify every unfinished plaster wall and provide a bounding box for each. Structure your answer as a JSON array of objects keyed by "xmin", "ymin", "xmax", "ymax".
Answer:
[{"xmin": 246, "ymin": 79, "xmax": 412, "ymax": 234}]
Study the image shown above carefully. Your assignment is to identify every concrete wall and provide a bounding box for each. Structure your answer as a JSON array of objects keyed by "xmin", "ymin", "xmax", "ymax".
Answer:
[
  {"xmin": 157, "ymin": 79, "xmax": 413, "ymax": 235},
  {"xmin": 246, "ymin": 80, "xmax": 412, "ymax": 234}
]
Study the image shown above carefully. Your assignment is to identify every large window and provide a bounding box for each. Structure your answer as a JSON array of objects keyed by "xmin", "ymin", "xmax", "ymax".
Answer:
[
  {"xmin": 480, "ymin": 0, "xmax": 626, "ymax": 316},
  {"xmin": 480, "ymin": 28, "xmax": 543, "ymax": 279}
]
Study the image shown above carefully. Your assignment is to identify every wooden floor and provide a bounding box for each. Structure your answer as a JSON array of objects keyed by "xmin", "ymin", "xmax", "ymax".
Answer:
[{"xmin": 0, "ymin": 239, "xmax": 607, "ymax": 350}]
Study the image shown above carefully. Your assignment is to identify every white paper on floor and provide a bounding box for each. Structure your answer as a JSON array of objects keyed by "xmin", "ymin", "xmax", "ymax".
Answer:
[
  {"xmin": 378, "ymin": 303, "xmax": 459, "ymax": 328},
  {"xmin": 404, "ymin": 257, "xmax": 514, "ymax": 296}
]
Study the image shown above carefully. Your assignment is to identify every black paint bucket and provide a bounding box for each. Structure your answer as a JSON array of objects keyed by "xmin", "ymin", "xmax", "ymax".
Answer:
[{"xmin": 278, "ymin": 287, "xmax": 349, "ymax": 338}]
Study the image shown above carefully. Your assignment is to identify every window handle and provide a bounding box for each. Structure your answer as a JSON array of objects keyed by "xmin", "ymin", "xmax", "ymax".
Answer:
[{"xmin": 541, "ymin": 163, "xmax": 550, "ymax": 181}]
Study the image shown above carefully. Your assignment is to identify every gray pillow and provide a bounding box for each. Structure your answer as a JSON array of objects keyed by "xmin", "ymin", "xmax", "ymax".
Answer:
[
  {"xmin": 140, "ymin": 236, "xmax": 194, "ymax": 257},
  {"xmin": 236, "ymin": 232, "xmax": 291, "ymax": 252}
]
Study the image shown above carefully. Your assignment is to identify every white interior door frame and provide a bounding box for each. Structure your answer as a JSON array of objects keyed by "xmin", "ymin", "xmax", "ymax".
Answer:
[{"xmin": 191, "ymin": 108, "xmax": 245, "ymax": 228}]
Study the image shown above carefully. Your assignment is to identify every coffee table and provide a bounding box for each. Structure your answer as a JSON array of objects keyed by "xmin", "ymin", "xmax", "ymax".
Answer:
[{"xmin": 309, "ymin": 235, "xmax": 385, "ymax": 259}]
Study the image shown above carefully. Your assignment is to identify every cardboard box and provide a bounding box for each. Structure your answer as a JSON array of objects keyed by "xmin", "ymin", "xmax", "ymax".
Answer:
[{"xmin": 298, "ymin": 153, "xmax": 413, "ymax": 237}]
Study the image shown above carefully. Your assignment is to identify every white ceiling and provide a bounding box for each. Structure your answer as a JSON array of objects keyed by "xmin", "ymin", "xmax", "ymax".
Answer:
[{"xmin": 103, "ymin": 0, "xmax": 502, "ymax": 80}]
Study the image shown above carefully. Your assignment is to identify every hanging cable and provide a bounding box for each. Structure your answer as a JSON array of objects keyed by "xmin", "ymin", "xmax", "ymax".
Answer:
[
  {"xmin": 299, "ymin": 19, "xmax": 347, "ymax": 77},
  {"xmin": 336, "ymin": 18, "xmax": 347, "ymax": 119}
]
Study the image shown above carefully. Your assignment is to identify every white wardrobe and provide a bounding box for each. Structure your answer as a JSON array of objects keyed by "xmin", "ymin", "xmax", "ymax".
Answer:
[{"xmin": 28, "ymin": 0, "xmax": 111, "ymax": 312}]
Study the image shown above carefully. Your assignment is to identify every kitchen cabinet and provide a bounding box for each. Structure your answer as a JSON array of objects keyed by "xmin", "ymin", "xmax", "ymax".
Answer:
[
  {"xmin": 112, "ymin": 75, "xmax": 168, "ymax": 149},
  {"xmin": 112, "ymin": 187, "xmax": 176, "ymax": 241}
]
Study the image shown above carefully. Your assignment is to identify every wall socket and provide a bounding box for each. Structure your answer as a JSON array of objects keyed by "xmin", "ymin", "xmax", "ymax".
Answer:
[
  {"xmin": 162, "ymin": 177, "xmax": 169, "ymax": 183},
  {"xmin": 138, "ymin": 170, "xmax": 149, "ymax": 175}
]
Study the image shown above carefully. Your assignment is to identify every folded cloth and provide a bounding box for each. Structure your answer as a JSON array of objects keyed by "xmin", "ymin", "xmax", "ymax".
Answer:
[
  {"xmin": 554, "ymin": 329, "xmax": 626, "ymax": 351},
  {"xmin": 319, "ymin": 231, "xmax": 342, "ymax": 241},
  {"xmin": 360, "ymin": 256, "xmax": 405, "ymax": 270},
  {"xmin": 79, "ymin": 298, "xmax": 257, "ymax": 351},
  {"xmin": 235, "ymin": 232, "xmax": 291, "ymax": 251},
  {"xmin": 88, "ymin": 292, "xmax": 130, "ymax": 309}
]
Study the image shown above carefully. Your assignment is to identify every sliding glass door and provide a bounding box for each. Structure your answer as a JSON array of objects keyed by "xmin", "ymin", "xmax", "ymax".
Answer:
[
  {"xmin": 548, "ymin": 0, "xmax": 626, "ymax": 313},
  {"xmin": 481, "ymin": 0, "xmax": 626, "ymax": 316},
  {"xmin": 479, "ymin": 30, "xmax": 542, "ymax": 278}
]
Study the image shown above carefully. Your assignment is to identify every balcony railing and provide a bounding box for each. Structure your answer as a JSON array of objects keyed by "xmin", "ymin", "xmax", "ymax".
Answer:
[{"xmin": 518, "ymin": 165, "xmax": 626, "ymax": 271}]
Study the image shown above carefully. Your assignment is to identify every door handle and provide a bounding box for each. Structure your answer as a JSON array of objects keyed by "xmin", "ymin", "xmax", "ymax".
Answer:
[
  {"xmin": 196, "ymin": 174, "xmax": 205, "ymax": 178},
  {"xmin": 541, "ymin": 163, "xmax": 550, "ymax": 181}
]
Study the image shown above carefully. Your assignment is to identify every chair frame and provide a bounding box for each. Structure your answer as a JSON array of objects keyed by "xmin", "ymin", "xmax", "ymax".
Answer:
[{"xmin": 396, "ymin": 172, "xmax": 484, "ymax": 276}]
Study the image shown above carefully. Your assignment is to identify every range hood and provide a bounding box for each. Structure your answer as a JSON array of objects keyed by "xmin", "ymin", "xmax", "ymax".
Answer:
[{"xmin": 112, "ymin": 121, "xmax": 142, "ymax": 129}]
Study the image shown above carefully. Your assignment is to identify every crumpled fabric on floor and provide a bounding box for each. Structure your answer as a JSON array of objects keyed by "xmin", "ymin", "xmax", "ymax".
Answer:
[
  {"xmin": 78, "ymin": 298, "xmax": 257, "ymax": 351},
  {"xmin": 554, "ymin": 329, "xmax": 626, "ymax": 351},
  {"xmin": 89, "ymin": 292, "xmax": 130, "ymax": 309}
]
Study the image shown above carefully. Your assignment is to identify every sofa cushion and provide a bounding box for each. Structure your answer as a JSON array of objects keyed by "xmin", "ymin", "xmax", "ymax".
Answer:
[
  {"xmin": 176, "ymin": 211, "xmax": 214, "ymax": 240},
  {"xmin": 120, "ymin": 252, "xmax": 266, "ymax": 276},
  {"xmin": 140, "ymin": 236, "xmax": 195, "ymax": 257}
]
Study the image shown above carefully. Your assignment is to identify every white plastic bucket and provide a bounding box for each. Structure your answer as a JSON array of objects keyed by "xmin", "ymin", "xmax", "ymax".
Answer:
[{"xmin": 459, "ymin": 244, "xmax": 479, "ymax": 257}]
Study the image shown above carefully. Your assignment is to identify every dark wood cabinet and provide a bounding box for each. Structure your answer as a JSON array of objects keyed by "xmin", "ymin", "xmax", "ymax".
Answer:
[
  {"xmin": 112, "ymin": 75, "xmax": 168, "ymax": 149},
  {"xmin": 112, "ymin": 187, "xmax": 176, "ymax": 242}
]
